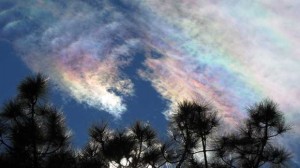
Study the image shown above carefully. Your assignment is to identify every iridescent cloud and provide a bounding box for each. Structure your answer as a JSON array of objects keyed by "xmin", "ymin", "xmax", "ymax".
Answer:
[
  {"xmin": 1, "ymin": 0, "xmax": 300, "ymax": 148},
  {"xmin": 138, "ymin": 0, "xmax": 300, "ymax": 128},
  {"xmin": 1, "ymin": 0, "xmax": 140, "ymax": 117}
]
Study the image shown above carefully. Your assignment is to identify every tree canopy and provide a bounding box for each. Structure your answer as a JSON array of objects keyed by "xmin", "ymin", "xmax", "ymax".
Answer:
[
  {"xmin": 0, "ymin": 74, "xmax": 72, "ymax": 168},
  {"xmin": 0, "ymin": 74, "xmax": 292, "ymax": 168}
]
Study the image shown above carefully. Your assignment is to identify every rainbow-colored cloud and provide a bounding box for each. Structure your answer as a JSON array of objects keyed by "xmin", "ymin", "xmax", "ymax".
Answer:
[{"xmin": 1, "ymin": 0, "xmax": 300, "ymax": 134}]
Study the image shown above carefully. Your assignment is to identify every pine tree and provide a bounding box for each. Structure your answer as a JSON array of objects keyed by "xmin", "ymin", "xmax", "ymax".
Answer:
[
  {"xmin": 165, "ymin": 100, "xmax": 219, "ymax": 168},
  {"xmin": 0, "ymin": 74, "xmax": 72, "ymax": 168},
  {"xmin": 128, "ymin": 121, "xmax": 165, "ymax": 168},
  {"xmin": 216, "ymin": 99, "xmax": 291, "ymax": 168},
  {"xmin": 86, "ymin": 121, "xmax": 165, "ymax": 168}
]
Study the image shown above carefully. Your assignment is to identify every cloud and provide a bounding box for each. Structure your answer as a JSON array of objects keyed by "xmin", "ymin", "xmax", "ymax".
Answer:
[
  {"xmin": 0, "ymin": 0, "xmax": 140, "ymax": 117},
  {"xmin": 134, "ymin": 0, "xmax": 300, "ymax": 125},
  {"xmin": 1, "ymin": 0, "xmax": 300, "ymax": 163}
]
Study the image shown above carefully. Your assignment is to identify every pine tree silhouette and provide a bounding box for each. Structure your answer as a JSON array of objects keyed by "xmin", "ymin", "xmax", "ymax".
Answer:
[
  {"xmin": 0, "ymin": 74, "xmax": 72, "ymax": 168},
  {"xmin": 165, "ymin": 100, "xmax": 219, "ymax": 168},
  {"xmin": 216, "ymin": 99, "xmax": 291, "ymax": 168},
  {"xmin": 0, "ymin": 75, "xmax": 294, "ymax": 168},
  {"xmin": 128, "ymin": 121, "xmax": 165, "ymax": 168},
  {"xmin": 86, "ymin": 121, "xmax": 165, "ymax": 168},
  {"xmin": 78, "ymin": 141, "xmax": 109, "ymax": 168}
]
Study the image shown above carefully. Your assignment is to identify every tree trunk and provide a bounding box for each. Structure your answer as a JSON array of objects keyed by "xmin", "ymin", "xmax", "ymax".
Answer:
[
  {"xmin": 253, "ymin": 123, "xmax": 268, "ymax": 168},
  {"xmin": 201, "ymin": 137, "xmax": 208, "ymax": 168},
  {"xmin": 176, "ymin": 150, "xmax": 187, "ymax": 168},
  {"xmin": 31, "ymin": 101, "xmax": 38, "ymax": 168}
]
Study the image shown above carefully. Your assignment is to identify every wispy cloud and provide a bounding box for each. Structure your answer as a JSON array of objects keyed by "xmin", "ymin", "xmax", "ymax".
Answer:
[
  {"xmin": 1, "ymin": 0, "xmax": 300, "ymax": 162},
  {"xmin": 1, "ymin": 0, "xmax": 140, "ymax": 117}
]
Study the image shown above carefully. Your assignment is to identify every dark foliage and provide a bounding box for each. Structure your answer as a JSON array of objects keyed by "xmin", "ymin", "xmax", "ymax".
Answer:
[
  {"xmin": 0, "ymin": 74, "xmax": 73, "ymax": 168},
  {"xmin": 85, "ymin": 121, "xmax": 165, "ymax": 168},
  {"xmin": 165, "ymin": 101, "xmax": 220, "ymax": 168},
  {"xmin": 0, "ymin": 75, "xmax": 293, "ymax": 168},
  {"xmin": 78, "ymin": 142, "xmax": 109, "ymax": 168},
  {"xmin": 216, "ymin": 99, "xmax": 291, "ymax": 168}
]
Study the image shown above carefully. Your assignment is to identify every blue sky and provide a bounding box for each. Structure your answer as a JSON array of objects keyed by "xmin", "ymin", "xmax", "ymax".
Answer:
[
  {"xmin": 0, "ymin": 39, "xmax": 169, "ymax": 147},
  {"xmin": 1, "ymin": 0, "xmax": 300, "ymax": 166}
]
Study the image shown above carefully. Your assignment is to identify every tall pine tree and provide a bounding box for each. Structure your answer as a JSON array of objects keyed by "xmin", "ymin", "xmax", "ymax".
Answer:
[
  {"xmin": 0, "ymin": 74, "xmax": 72, "ymax": 168},
  {"xmin": 216, "ymin": 99, "xmax": 291, "ymax": 168}
]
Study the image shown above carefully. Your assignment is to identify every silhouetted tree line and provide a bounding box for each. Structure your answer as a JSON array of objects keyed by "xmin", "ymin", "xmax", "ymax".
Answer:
[{"xmin": 0, "ymin": 74, "xmax": 292, "ymax": 168}]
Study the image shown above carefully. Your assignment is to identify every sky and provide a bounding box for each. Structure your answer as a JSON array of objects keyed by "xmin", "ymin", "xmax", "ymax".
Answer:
[{"xmin": 1, "ymin": 0, "xmax": 300, "ymax": 166}]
